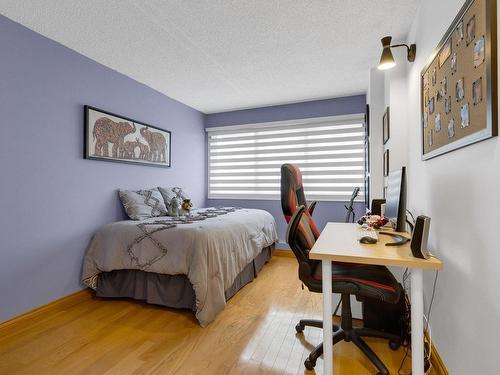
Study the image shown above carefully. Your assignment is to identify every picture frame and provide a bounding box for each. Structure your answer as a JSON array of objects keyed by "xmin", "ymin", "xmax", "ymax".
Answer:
[
  {"xmin": 383, "ymin": 149, "xmax": 389, "ymax": 177},
  {"xmin": 383, "ymin": 107, "xmax": 390, "ymax": 144},
  {"xmin": 84, "ymin": 106, "xmax": 171, "ymax": 168},
  {"xmin": 420, "ymin": 0, "xmax": 497, "ymax": 160}
]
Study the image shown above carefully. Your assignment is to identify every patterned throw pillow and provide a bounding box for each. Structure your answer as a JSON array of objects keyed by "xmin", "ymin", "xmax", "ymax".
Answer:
[
  {"xmin": 158, "ymin": 187, "xmax": 191, "ymax": 216},
  {"xmin": 119, "ymin": 188, "xmax": 168, "ymax": 220}
]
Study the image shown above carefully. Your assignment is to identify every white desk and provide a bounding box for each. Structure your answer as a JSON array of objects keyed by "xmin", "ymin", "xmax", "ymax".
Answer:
[{"xmin": 309, "ymin": 223, "xmax": 443, "ymax": 375}]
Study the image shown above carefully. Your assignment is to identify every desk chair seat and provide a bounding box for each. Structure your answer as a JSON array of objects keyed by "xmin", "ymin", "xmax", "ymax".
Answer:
[
  {"xmin": 312, "ymin": 262, "xmax": 400, "ymax": 304},
  {"xmin": 281, "ymin": 164, "xmax": 402, "ymax": 375}
]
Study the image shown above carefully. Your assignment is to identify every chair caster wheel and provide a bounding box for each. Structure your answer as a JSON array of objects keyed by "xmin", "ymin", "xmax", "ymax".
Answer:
[
  {"xmin": 389, "ymin": 339, "xmax": 401, "ymax": 351},
  {"xmin": 304, "ymin": 358, "xmax": 316, "ymax": 370},
  {"xmin": 295, "ymin": 324, "xmax": 304, "ymax": 333}
]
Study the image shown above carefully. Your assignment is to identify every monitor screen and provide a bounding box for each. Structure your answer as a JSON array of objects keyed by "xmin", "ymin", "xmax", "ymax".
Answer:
[{"xmin": 385, "ymin": 167, "xmax": 406, "ymax": 232}]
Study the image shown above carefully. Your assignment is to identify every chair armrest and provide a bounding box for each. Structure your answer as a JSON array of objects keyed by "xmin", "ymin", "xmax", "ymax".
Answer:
[{"xmin": 308, "ymin": 201, "xmax": 318, "ymax": 215}]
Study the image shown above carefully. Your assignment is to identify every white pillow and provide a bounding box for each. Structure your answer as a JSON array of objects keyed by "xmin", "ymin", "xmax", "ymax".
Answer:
[{"xmin": 119, "ymin": 188, "xmax": 168, "ymax": 220}]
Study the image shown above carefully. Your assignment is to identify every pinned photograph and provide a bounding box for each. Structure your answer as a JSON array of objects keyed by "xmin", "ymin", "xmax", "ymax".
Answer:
[
  {"xmin": 439, "ymin": 38, "xmax": 452, "ymax": 67},
  {"xmin": 466, "ymin": 15, "xmax": 475, "ymax": 45},
  {"xmin": 456, "ymin": 20, "xmax": 464, "ymax": 45},
  {"xmin": 473, "ymin": 77, "xmax": 482, "ymax": 105},
  {"xmin": 447, "ymin": 118, "xmax": 455, "ymax": 138},
  {"xmin": 451, "ymin": 53, "xmax": 457, "ymax": 74},
  {"xmin": 445, "ymin": 96, "xmax": 452, "ymax": 114},
  {"xmin": 423, "ymin": 112, "xmax": 428, "ymax": 128},
  {"xmin": 424, "ymin": 88, "xmax": 429, "ymax": 106},
  {"xmin": 439, "ymin": 77, "xmax": 447, "ymax": 97},
  {"xmin": 428, "ymin": 129, "xmax": 433, "ymax": 146},
  {"xmin": 473, "ymin": 36, "xmax": 485, "ymax": 68},
  {"xmin": 461, "ymin": 102, "xmax": 470, "ymax": 128},
  {"xmin": 429, "ymin": 96, "xmax": 435, "ymax": 114},
  {"xmin": 456, "ymin": 78, "xmax": 464, "ymax": 101},
  {"xmin": 435, "ymin": 113, "xmax": 441, "ymax": 132},
  {"xmin": 423, "ymin": 72, "xmax": 429, "ymax": 87},
  {"xmin": 431, "ymin": 67, "xmax": 437, "ymax": 86}
]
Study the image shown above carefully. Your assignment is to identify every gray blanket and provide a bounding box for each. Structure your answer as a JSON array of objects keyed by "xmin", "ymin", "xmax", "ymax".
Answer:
[{"xmin": 82, "ymin": 208, "xmax": 278, "ymax": 326}]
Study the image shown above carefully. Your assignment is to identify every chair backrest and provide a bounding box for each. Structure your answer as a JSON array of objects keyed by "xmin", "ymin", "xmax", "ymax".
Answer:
[
  {"xmin": 281, "ymin": 164, "xmax": 320, "ymax": 263},
  {"xmin": 280, "ymin": 164, "xmax": 307, "ymax": 223}
]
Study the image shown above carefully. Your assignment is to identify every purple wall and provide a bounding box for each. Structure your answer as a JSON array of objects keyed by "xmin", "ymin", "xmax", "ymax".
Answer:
[
  {"xmin": 0, "ymin": 16, "xmax": 206, "ymax": 322},
  {"xmin": 205, "ymin": 95, "xmax": 367, "ymax": 246}
]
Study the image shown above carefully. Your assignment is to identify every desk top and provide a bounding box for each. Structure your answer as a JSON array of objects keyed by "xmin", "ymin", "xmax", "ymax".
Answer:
[{"xmin": 309, "ymin": 223, "xmax": 443, "ymax": 270}]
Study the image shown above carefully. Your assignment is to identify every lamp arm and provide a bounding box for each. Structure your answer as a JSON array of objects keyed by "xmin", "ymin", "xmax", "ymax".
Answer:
[
  {"xmin": 389, "ymin": 43, "xmax": 416, "ymax": 62},
  {"xmin": 390, "ymin": 43, "xmax": 410, "ymax": 51}
]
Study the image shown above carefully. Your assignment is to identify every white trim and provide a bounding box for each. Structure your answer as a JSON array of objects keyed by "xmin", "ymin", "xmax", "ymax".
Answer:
[{"xmin": 205, "ymin": 113, "xmax": 365, "ymax": 132}]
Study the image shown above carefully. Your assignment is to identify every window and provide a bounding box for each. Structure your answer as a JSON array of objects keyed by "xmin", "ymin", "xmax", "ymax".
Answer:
[{"xmin": 206, "ymin": 114, "xmax": 367, "ymax": 201}]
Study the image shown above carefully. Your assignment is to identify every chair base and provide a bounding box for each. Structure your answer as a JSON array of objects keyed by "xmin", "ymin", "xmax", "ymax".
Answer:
[{"xmin": 297, "ymin": 294, "xmax": 401, "ymax": 375}]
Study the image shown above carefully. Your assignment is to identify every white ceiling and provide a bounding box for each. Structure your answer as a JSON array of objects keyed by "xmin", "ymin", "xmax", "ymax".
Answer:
[{"xmin": 0, "ymin": 0, "xmax": 420, "ymax": 113}]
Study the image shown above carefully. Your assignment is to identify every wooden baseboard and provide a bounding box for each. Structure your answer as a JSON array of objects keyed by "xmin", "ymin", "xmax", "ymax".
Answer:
[
  {"xmin": 430, "ymin": 341, "xmax": 449, "ymax": 375},
  {"xmin": 273, "ymin": 248, "xmax": 295, "ymax": 258},
  {"xmin": 0, "ymin": 289, "xmax": 92, "ymax": 330},
  {"xmin": 425, "ymin": 332, "xmax": 449, "ymax": 375}
]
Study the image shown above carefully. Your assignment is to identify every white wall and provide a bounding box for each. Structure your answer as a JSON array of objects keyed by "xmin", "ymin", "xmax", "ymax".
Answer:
[
  {"xmin": 387, "ymin": 0, "xmax": 500, "ymax": 373},
  {"xmin": 368, "ymin": 68, "xmax": 386, "ymax": 200}
]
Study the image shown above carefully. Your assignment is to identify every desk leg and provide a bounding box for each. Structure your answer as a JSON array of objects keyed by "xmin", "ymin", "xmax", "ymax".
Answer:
[
  {"xmin": 411, "ymin": 269, "xmax": 424, "ymax": 375},
  {"xmin": 322, "ymin": 260, "xmax": 333, "ymax": 374}
]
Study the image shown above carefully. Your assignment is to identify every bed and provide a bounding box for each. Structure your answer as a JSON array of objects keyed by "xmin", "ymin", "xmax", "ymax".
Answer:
[{"xmin": 82, "ymin": 207, "xmax": 278, "ymax": 326}]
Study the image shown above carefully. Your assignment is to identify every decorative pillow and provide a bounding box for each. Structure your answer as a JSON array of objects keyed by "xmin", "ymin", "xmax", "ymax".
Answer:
[
  {"xmin": 158, "ymin": 187, "xmax": 191, "ymax": 216},
  {"xmin": 119, "ymin": 188, "xmax": 168, "ymax": 220}
]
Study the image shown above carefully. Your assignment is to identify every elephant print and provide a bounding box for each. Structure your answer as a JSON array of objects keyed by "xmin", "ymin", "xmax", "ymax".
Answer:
[
  {"xmin": 93, "ymin": 118, "xmax": 136, "ymax": 158},
  {"xmin": 120, "ymin": 138, "xmax": 150, "ymax": 160},
  {"xmin": 140, "ymin": 127, "xmax": 167, "ymax": 163}
]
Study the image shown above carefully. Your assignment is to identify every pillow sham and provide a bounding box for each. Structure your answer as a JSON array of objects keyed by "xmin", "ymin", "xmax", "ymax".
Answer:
[
  {"xmin": 119, "ymin": 188, "xmax": 168, "ymax": 220},
  {"xmin": 158, "ymin": 187, "xmax": 191, "ymax": 216}
]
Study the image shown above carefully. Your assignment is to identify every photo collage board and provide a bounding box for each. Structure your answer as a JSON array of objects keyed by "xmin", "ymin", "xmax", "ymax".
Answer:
[{"xmin": 420, "ymin": 0, "xmax": 496, "ymax": 159}]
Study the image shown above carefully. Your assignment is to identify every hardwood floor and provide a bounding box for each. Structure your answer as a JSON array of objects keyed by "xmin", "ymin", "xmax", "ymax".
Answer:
[{"xmin": 0, "ymin": 256, "xmax": 431, "ymax": 375}]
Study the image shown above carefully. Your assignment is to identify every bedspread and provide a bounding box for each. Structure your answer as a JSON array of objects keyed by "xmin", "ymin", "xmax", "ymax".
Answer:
[{"xmin": 82, "ymin": 208, "xmax": 278, "ymax": 326}]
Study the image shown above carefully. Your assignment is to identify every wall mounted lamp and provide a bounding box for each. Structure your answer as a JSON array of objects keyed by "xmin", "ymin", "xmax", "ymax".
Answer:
[{"xmin": 378, "ymin": 36, "xmax": 416, "ymax": 70}]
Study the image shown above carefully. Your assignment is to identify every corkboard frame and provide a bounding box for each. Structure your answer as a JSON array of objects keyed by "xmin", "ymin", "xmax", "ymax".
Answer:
[{"xmin": 420, "ymin": 0, "xmax": 497, "ymax": 160}]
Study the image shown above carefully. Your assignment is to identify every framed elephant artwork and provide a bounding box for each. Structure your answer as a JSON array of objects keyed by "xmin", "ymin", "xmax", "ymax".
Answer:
[{"xmin": 84, "ymin": 106, "xmax": 171, "ymax": 167}]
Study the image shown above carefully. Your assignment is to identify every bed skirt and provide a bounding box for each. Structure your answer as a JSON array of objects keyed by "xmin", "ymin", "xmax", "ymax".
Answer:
[{"xmin": 95, "ymin": 244, "xmax": 275, "ymax": 310}]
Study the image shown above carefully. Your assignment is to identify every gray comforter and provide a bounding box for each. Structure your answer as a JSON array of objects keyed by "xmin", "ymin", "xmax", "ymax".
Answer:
[{"xmin": 82, "ymin": 208, "xmax": 278, "ymax": 326}]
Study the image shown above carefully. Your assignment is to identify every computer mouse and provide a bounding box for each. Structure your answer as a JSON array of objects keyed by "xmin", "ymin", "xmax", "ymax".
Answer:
[{"xmin": 359, "ymin": 236, "xmax": 378, "ymax": 244}]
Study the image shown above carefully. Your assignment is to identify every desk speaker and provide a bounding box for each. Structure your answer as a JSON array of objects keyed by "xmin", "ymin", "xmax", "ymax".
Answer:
[{"xmin": 410, "ymin": 215, "xmax": 431, "ymax": 259}]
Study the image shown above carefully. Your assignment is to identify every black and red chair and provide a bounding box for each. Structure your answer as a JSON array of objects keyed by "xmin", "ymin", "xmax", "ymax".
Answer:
[{"xmin": 281, "ymin": 163, "xmax": 402, "ymax": 375}]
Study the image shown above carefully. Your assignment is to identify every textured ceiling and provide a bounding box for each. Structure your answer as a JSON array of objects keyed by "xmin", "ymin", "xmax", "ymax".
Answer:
[{"xmin": 0, "ymin": 0, "xmax": 420, "ymax": 113}]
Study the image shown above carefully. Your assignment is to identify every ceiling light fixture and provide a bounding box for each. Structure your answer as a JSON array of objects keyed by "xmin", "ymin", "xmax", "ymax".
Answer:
[{"xmin": 378, "ymin": 36, "xmax": 416, "ymax": 70}]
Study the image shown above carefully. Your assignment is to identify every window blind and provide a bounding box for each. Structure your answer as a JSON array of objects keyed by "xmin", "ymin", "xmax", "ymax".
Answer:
[{"xmin": 206, "ymin": 114, "xmax": 367, "ymax": 201}]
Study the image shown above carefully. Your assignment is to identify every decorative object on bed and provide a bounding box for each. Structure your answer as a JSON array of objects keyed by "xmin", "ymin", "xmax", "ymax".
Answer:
[
  {"xmin": 82, "ymin": 208, "xmax": 278, "ymax": 326},
  {"xmin": 420, "ymin": 0, "xmax": 497, "ymax": 160},
  {"xmin": 84, "ymin": 105, "xmax": 171, "ymax": 167},
  {"xmin": 180, "ymin": 199, "xmax": 193, "ymax": 216},
  {"xmin": 118, "ymin": 188, "xmax": 168, "ymax": 220},
  {"xmin": 158, "ymin": 186, "xmax": 190, "ymax": 216}
]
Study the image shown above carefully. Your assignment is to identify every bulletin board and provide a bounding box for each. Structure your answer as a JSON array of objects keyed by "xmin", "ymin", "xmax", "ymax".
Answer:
[{"xmin": 420, "ymin": 0, "xmax": 497, "ymax": 160}]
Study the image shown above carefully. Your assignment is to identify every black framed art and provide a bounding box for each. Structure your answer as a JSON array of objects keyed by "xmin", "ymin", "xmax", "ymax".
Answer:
[
  {"xmin": 383, "ymin": 149, "xmax": 390, "ymax": 177},
  {"xmin": 84, "ymin": 106, "xmax": 171, "ymax": 168},
  {"xmin": 383, "ymin": 107, "xmax": 390, "ymax": 144}
]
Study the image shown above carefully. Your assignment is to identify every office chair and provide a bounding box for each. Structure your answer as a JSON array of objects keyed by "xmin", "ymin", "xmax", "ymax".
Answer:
[{"xmin": 281, "ymin": 164, "xmax": 402, "ymax": 375}]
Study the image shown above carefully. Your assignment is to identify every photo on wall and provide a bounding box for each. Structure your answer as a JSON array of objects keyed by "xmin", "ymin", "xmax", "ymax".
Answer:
[
  {"xmin": 383, "ymin": 107, "xmax": 390, "ymax": 144},
  {"xmin": 84, "ymin": 106, "xmax": 171, "ymax": 167},
  {"xmin": 383, "ymin": 149, "xmax": 389, "ymax": 177}
]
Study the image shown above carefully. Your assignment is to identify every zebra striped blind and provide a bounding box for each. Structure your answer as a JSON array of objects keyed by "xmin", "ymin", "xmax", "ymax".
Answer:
[{"xmin": 206, "ymin": 114, "xmax": 367, "ymax": 201}]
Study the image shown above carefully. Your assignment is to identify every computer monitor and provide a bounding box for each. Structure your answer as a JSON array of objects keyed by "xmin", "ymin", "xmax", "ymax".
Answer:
[{"xmin": 385, "ymin": 167, "xmax": 407, "ymax": 232}]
